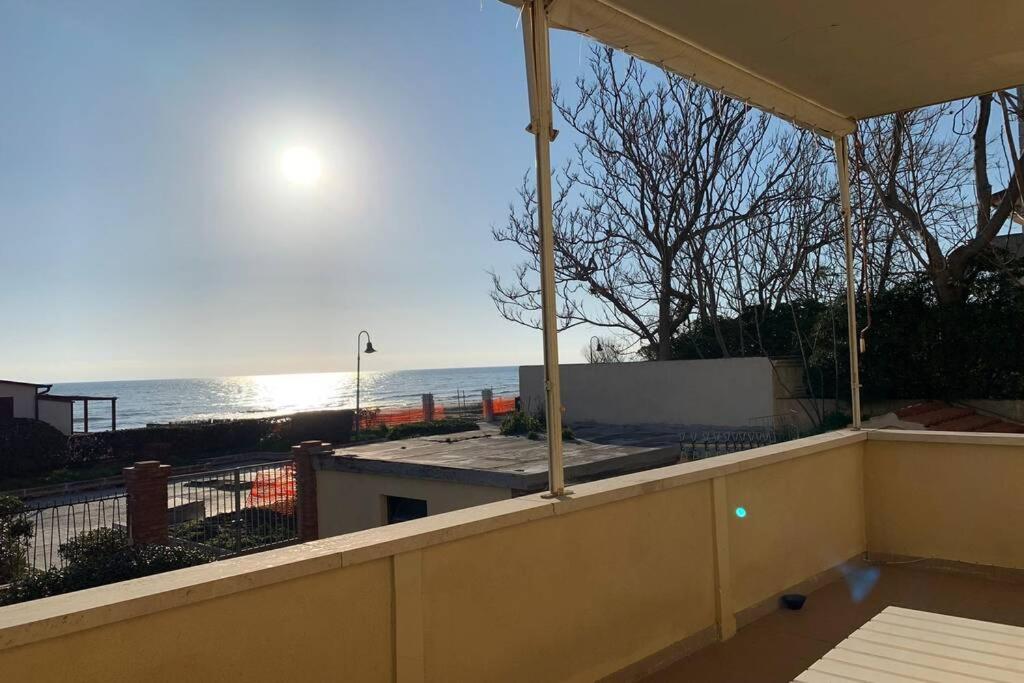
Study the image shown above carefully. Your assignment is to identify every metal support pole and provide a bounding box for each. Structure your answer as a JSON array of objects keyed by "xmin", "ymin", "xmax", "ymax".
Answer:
[
  {"xmin": 355, "ymin": 329, "xmax": 371, "ymax": 438},
  {"xmin": 111, "ymin": 398, "xmax": 117, "ymax": 431},
  {"xmin": 522, "ymin": 1, "xmax": 565, "ymax": 495},
  {"xmin": 834, "ymin": 135, "xmax": 862, "ymax": 429},
  {"xmin": 355, "ymin": 340, "xmax": 362, "ymax": 437}
]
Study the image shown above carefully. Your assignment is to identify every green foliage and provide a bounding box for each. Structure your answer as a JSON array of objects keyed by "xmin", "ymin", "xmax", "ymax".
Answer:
[
  {"xmin": 666, "ymin": 272, "xmax": 1024, "ymax": 401},
  {"xmin": 171, "ymin": 508, "xmax": 295, "ymax": 552},
  {"xmin": 0, "ymin": 496, "xmax": 33, "ymax": 583},
  {"xmin": 70, "ymin": 409, "xmax": 356, "ymax": 466},
  {"xmin": 0, "ymin": 528, "xmax": 214, "ymax": 606},
  {"xmin": 1, "ymin": 410, "xmax": 357, "ymax": 487},
  {"xmin": 384, "ymin": 419, "xmax": 479, "ymax": 441},
  {"xmin": 500, "ymin": 412, "xmax": 574, "ymax": 441},
  {"xmin": 0, "ymin": 419, "xmax": 69, "ymax": 478},
  {"xmin": 818, "ymin": 411, "xmax": 852, "ymax": 432},
  {"xmin": 500, "ymin": 411, "xmax": 542, "ymax": 436}
]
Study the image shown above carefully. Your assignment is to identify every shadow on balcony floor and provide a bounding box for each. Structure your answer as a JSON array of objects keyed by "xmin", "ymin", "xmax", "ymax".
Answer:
[{"xmin": 645, "ymin": 563, "xmax": 1024, "ymax": 682}]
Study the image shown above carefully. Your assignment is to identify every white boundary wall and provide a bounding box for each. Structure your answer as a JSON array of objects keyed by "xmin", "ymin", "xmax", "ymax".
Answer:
[{"xmin": 519, "ymin": 358, "xmax": 775, "ymax": 428}]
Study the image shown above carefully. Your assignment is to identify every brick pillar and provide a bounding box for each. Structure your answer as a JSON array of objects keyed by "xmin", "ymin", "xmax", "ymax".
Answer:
[
  {"xmin": 421, "ymin": 393, "xmax": 435, "ymax": 422},
  {"xmin": 293, "ymin": 440, "xmax": 328, "ymax": 542},
  {"xmin": 123, "ymin": 460, "xmax": 170, "ymax": 544},
  {"xmin": 481, "ymin": 389, "xmax": 495, "ymax": 422}
]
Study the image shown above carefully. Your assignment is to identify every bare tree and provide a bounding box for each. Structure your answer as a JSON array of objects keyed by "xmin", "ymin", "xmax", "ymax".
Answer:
[
  {"xmin": 853, "ymin": 94, "xmax": 1024, "ymax": 305},
  {"xmin": 582, "ymin": 336, "xmax": 628, "ymax": 363},
  {"xmin": 491, "ymin": 47, "xmax": 824, "ymax": 359}
]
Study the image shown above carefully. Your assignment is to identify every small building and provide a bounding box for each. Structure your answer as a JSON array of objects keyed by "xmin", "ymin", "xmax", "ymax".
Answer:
[
  {"xmin": 0, "ymin": 380, "xmax": 117, "ymax": 435},
  {"xmin": 312, "ymin": 425, "xmax": 679, "ymax": 536}
]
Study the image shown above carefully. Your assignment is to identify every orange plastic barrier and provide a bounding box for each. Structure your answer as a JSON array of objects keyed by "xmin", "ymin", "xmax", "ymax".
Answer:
[
  {"xmin": 248, "ymin": 464, "xmax": 296, "ymax": 514},
  {"xmin": 492, "ymin": 397, "xmax": 517, "ymax": 416},
  {"xmin": 360, "ymin": 407, "xmax": 430, "ymax": 428},
  {"xmin": 360, "ymin": 396, "xmax": 519, "ymax": 427}
]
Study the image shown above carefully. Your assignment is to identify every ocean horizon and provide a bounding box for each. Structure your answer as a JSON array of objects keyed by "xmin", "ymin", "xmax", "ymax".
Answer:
[{"xmin": 52, "ymin": 366, "xmax": 520, "ymax": 431}]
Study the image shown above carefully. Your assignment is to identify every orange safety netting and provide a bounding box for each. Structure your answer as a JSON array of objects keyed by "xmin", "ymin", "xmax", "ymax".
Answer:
[
  {"xmin": 360, "ymin": 406, "xmax": 431, "ymax": 427},
  {"xmin": 248, "ymin": 463, "xmax": 296, "ymax": 514},
  {"xmin": 492, "ymin": 397, "xmax": 516, "ymax": 415},
  {"xmin": 359, "ymin": 396, "xmax": 518, "ymax": 427}
]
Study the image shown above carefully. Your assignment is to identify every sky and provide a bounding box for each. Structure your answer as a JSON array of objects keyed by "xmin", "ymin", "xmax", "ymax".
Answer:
[{"xmin": 0, "ymin": 0, "xmax": 610, "ymax": 382}]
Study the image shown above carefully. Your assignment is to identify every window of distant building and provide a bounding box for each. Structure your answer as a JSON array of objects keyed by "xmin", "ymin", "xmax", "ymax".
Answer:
[
  {"xmin": 385, "ymin": 495, "xmax": 428, "ymax": 525},
  {"xmin": 0, "ymin": 397, "xmax": 13, "ymax": 420}
]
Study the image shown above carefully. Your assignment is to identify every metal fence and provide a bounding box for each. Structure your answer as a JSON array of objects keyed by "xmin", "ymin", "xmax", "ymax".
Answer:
[
  {"xmin": 167, "ymin": 460, "xmax": 298, "ymax": 556},
  {"xmin": 4, "ymin": 491, "xmax": 129, "ymax": 574},
  {"xmin": 679, "ymin": 429, "xmax": 784, "ymax": 461}
]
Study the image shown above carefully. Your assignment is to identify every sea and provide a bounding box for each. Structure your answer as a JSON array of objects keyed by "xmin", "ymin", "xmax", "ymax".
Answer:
[{"xmin": 52, "ymin": 366, "xmax": 520, "ymax": 431}]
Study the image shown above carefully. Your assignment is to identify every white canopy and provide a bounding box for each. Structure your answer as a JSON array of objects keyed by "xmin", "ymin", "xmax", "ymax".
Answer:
[{"xmin": 503, "ymin": 0, "xmax": 1024, "ymax": 135}]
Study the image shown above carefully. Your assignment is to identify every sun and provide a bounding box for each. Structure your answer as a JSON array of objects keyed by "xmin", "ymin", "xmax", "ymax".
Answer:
[{"xmin": 280, "ymin": 146, "xmax": 323, "ymax": 187}]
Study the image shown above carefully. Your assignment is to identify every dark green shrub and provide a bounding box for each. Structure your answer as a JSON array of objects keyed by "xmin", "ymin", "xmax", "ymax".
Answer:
[
  {"xmin": 0, "ymin": 496, "xmax": 33, "ymax": 583},
  {"xmin": 0, "ymin": 419, "xmax": 68, "ymax": 478},
  {"xmin": 0, "ymin": 528, "xmax": 214, "ymax": 606},
  {"xmin": 818, "ymin": 411, "xmax": 851, "ymax": 432},
  {"xmin": 664, "ymin": 271, "xmax": 1024, "ymax": 402},
  {"xmin": 171, "ymin": 507, "xmax": 295, "ymax": 552},
  {"xmin": 58, "ymin": 527, "xmax": 129, "ymax": 567},
  {"xmin": 67, "ymin": 410, "xmax": 357, "ymax": 467},
  {"xmin": 500, "ymin": 411, "xmax": 542, "ymax": 436},
  {"xmin": 385, "ymin": 419, "xmax": 479, "ymax": 441}
]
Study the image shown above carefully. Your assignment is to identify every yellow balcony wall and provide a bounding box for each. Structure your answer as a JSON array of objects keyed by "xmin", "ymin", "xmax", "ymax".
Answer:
[
  {"xmin": 1, "ymin": 429, "xmax": 1021, "ymax": 682},
  {"xmin": 865, "ymin": 431, "xmax": 1024, "ymax": 570}
]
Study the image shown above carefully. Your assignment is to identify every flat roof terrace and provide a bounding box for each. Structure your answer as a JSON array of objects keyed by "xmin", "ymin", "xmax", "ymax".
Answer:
[{"xmin": 316, "ymin": 423, "xmax": 681, "ymax": 491}]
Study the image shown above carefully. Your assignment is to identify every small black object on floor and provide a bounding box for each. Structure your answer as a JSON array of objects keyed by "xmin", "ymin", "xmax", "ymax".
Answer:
[{"xmin": 781, "ymin": 593, "xmax": 806, "ymax": 610}]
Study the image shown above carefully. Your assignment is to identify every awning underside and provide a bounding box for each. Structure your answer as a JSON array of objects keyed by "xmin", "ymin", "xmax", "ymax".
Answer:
[{"xmin": 505, "ymin": 0, "xmax": 1024, "ymax": 136}]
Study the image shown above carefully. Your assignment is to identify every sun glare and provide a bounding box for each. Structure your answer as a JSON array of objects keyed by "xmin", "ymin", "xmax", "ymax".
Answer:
[{"xmin": 280, "ymin": 146, "xmax": 323, "ymax": 187}]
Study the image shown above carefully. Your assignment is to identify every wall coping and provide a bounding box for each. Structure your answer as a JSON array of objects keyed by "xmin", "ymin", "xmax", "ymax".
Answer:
[
  {"xmin": 2, "ymin": 428, "xmax": 1019, "ymax": 651},
  {"xmin": 864, "ymin": 428, "xmax": 1024, "ymax": 447}
]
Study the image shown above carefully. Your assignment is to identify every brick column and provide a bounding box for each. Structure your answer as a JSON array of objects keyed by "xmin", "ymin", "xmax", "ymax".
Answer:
[
  {"xmin": 481, "ymin": 389, "xmax": 495, "ymax": 422},
  {"xmin": 123, "ymin": 460, "xmax": 170, "ymax": 544},
  {"xmin": 293, "ymin": 440, "xmax": 328, "ymax": 542}
]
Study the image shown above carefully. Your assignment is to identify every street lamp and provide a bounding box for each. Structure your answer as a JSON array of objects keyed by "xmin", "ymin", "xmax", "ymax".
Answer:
[
  {"xmin": 589, "ymin": 335, "xmax": 603, "ymax": 362},
  {"xmin": 355, "ymin": 330, "xmax": 377, "ymax": 437}
]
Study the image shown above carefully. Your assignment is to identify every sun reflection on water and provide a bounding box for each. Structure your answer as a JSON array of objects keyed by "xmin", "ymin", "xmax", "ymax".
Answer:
[{"xmin": 243, "ymin": 372, "xmax": 355, "ymax": 415}]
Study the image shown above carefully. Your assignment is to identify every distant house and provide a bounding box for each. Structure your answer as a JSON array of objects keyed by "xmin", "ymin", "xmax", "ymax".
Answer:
[{"xmin": 0, "ymin": 380, "xmax": 117, "ymax": 435}]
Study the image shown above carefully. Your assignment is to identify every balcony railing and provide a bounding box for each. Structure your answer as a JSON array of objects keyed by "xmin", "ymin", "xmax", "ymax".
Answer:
[{"xmin": 0, "ymin": 428, "xmax": 1021, "ymax": 681}]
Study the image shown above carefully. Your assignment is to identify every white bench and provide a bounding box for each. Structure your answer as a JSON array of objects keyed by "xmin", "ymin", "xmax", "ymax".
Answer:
[{"xmin": 795, "ymin": 605, "xmax": 1024, "ymax": 682}]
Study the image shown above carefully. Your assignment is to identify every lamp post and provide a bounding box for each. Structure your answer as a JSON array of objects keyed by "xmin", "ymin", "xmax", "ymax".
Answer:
[
  {"xmin": 589, "ymin": 336, "xmax": 603, "ymax": 363},
  {"xmin": 355, "ymin": 330, "xmax": 376, "ymax": 437}
]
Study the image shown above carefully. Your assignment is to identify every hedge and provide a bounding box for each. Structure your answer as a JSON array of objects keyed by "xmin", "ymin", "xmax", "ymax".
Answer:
[
  {"xmin": 667, "ymin": 271, "xmax": 1024, "ymax": 402},
  {"xmin": 69, "ymin": 409, "xmax": 357, "ymax": 465},
  {"xmin": 0, "ymin": 409, "xmax": 356, "ymax": 480},
  {"xmin": 0, "ymin": 419, "xmax": 69, "ymax": 479}
]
